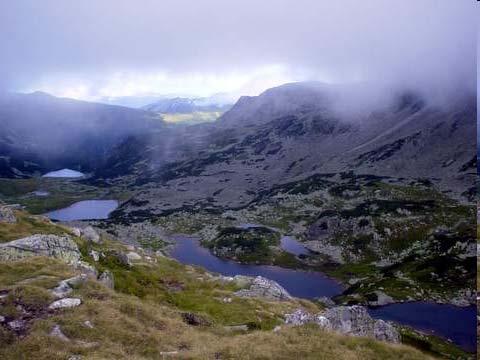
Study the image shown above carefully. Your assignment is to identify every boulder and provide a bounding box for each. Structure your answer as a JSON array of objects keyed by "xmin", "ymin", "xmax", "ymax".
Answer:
[
  {"xmin": 234, "ymin": 276, "xmax": 292, "ymax": 301},
  {"xmin": 49, "ymin": 298, "xmax": 82, "ymax": 310},
  {"xmin": 367, "ymin": 291, "xmax": 395, "ymax": 307},
  {"xmin": 316, "ymin": 296, "xmax": 336, "ymax": 308},
  {"xmin": 0, "ymin": 205, "xmax": 16, "ymax": 223},
  {"xmin": 81, "ymin": 226, "xmax": 100, "ymax": 243},
  {"xmin": 323, "ymin": 306, "xmax": 400, "ymax": 343},
  {"xmin": 51, "ymin": 275, "xmax": 88, "ymax": 299},
  {"xmin": 7, "ymin": 319, "xmax": 26, "ymax": 331},
  {"xmin": 182, "ymin": 312, "xmax": 211, "ymax": 326},
  {"xmin": 126, "ymin": 251, "xmax": 142, "ymax": 261},
  {"xmin": 284, "ymin": 306, "xmax": 400, "ymax": 343},
  {"xmin": 68, "ymin": 227, "xmax": 82, "ymax": 237},
  {"xmin": 98, "ymin": 271, "xmax": 115, "ymax": 289},
  {"xmin": 89, "ymin": 250, "xmax": 99, "ymax": 262},
  {"xmin": 0, "ymin": 234, "xmax": 81, "ymax": 263}
]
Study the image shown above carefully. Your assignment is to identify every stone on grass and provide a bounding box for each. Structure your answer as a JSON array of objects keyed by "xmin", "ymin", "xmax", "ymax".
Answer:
[
  {"xmin": 234, "ymin": 276, "xmax": 291, "ymax": 301},
  {"xmin": 126, "ymin": 251, "xmax": 142, "ymax": 261},
  {"xmin": 98, "ymin": 271, "xmax": 114, "ymax": 289},
  {"xmin": 49, "ymin": 297, "xmax": 82, "ymax": 310},
  {"xmin": 0, "ymin": 234, "xmax": 80, "ymax": 263},
  {"xmin": 81, "ymin": 226, "xmax": 100, "ymax": 243},
  {"xmin": 50, "ymin": 324, "xmax": 70, "ymax": 341}
]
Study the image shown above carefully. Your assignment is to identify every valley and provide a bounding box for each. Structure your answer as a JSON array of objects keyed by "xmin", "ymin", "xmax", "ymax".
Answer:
[{"xmin": 0, "ymin": 82, "xmax": 476, "ymax": 358}]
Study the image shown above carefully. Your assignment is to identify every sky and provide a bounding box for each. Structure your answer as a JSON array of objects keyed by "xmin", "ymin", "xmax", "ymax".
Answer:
[{"xmin": 0, "ymin": 0, "xmax": 477, "ymax": 101}]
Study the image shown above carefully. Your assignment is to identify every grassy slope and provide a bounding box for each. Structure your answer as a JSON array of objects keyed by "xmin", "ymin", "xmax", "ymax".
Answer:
[{"xmin": 0, "ymin": 217, "xmax": 445, "ymax": 360}]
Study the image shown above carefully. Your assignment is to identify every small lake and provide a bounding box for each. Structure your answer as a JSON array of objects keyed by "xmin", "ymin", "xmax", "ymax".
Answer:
[
  {"xmin": 42, "ymin": 168, "xmax": 85, "ymax": 178},
  {"xmin": 170, "ymin": 235, "xmax": 343, "ymax": 298},
  {"xmin": 46, "ymin": 200, "xmax": 118, "ymax": 221},
  {"xmin": 369, "ymin": 302, "xmax": 476, "ymax": 352},
  {"xmin": 170, "ymin": 235, "xmax": 476, "ymax": 352}
]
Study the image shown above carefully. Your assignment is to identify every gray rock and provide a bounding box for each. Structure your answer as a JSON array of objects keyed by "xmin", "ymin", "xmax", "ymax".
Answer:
[
  {"xmin": 0, "ymin": 234, "xmax": 80, "ymax": 263},
  {"xmin": 83, "ymin": 320, "xmax": 94, "ymax": 329},
  {"xmin": 49, "ymin": 297, "xmax": 82, "ymax": 310},
  {"xmin": 0, "ymin": 205, "xmax": 16, "ymax": 223},
  {"xmin": 316, "ymin": 296, "xmax": 336, "ymax": 308},
  {"xmin": 0, "ymin": 315, "xmax": 5, "ymax": 323},
  {"xmin": 126, "ymin": 251, "xmax": 142, "ymax": 261},
  {"xmin": 367, "ymin": 291, "xmax": 395, "ymax": 307},
  {"xmin": 234, "ymin": 276, "xmax": 292, "ymax": 301},
  {"xmin": 50, "ymin": 324, "xmax": 70, "ymax": 341},
  {"xmin": 51, "ymin": 274, "xmax": 87, "ymax": 299},
  {"xmin": 285, "ymin": 309, "xmax": 314, "ymax": 325},
  {"xmin": 89, "ymin": 250, "xmax": 99, "ymax": 262},
  {"xmin": 81, "ymin": 226, "xmax": 100, "ymax": 243},
  {"xmin": 8, "ymin": 319, "xmax": 26, "ymax": 331},
  {"xmin": 98, "ymin": 271, "xmax": 114, "ymax": 289},
  {"xmin": 285, "ymin": 306, "xmax": 399, "ymax": 343},
  {"xmin": 73, "ymin": 261, "xmax": 98, "ymax": 277},
  {"xmin": 323, "ymin": 306, "xmax": 399, "ymax": 343},
  {"xmin": 224, "ymin": 324, "xmax": 249, "ymax": 332},
  {"xmin": 68, "ymin": 227, "xmax": 82, "ymax": 237}
]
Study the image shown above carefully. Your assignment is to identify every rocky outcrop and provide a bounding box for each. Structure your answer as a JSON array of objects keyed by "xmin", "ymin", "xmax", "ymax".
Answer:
[
  {"xmin": 0, "ymin": 205, "xmax": 16, "ymax": 223},
  {"xmin": 233, "ymin": 276, "xmax": 292, "ymax": 300},
  {"xmin": 285, "ymin": 306, "xmax": 400, "ymax": 343},
  {"xmin": 0, "ymin": 234, "xmax": 81, "ymax": 263}
]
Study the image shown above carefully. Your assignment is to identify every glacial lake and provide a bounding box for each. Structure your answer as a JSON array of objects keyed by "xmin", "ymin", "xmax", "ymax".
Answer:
[
  {"xmin": 170, "ymin": 235, "xmax": 476, "ymax": 352},
  {"xmin": 42, "ymin": 168, "xmax": 85, "ymax": 178},
  {"xmin": 46, "ymin": 200, "xmax": 118, "ymax": 221},
  {"xmin": 369, "ymin": 302, "xmax": 476, "ymax": 352},
  {"xmin": 170, "ymin": 235, "xmax": 343, "ymax": 298}
]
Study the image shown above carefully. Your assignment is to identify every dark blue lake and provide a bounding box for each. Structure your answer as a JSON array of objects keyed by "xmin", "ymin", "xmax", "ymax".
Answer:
[
  {"xmin": 170, "ymin": 235, "xmax": 476, "ymax": 352},
  {"xmin": 170, "ymin": 235, "xmax": 343, "ymax": 298},
  {"xmin": 46, "ymin": 200, "xmax": 119, "ymax": 221},
  {"xmin": 369, "ymin": 302, "xmax": 476, "ymax": 352}
]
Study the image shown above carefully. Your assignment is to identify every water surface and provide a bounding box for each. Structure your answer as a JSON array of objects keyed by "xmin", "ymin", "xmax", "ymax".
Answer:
[
  {"xmin": 42, "ymin": 168, "xmax": 85, "ymax": 178},
  {"xmin": 369, "ymin": 302, "xmax": 476, "ymax": 352},
  {"xmin": 46, "ymin": 200, "xmax": 118, "ymax": 221},
  {"xmin": 170, "ymin": 235, "xmax": 343, "ymax": 298},
  {"xmin": 170, "ymin": 235, "xmax": 476, "ymax": 351}
]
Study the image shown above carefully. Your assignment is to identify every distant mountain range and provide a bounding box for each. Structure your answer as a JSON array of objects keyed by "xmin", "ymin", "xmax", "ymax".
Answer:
[
  {"xmin": 0, "ymin": 83, "xmax": 475, "ymax": 201},
  {"xmin": 0, "ymin": 91, "xmax": 164, "ymax": 177}
]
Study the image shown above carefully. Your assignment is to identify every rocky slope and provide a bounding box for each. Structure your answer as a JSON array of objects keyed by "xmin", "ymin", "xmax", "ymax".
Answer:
[
  {"xmin": 0, "ymin": 207, "xmax": 468, "ymax": 359},
  {"xmin": 90, "ymin": 82, "xmax": 475, "ymax": 307}
]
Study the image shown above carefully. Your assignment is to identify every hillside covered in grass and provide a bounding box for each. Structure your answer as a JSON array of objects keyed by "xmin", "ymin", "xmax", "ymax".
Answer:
[{"xmin": 0, "ymin": 205, "xmax": 468, "ymax": 359}]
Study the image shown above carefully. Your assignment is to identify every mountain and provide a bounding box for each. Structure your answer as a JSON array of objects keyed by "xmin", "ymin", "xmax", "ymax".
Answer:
[
  {"xmin": 93, "ymin": 82, "xmax": 475, "ymax": 312},
  {"xmin": 103, "ymin": 82, "xmax": 475, "ymax": 201},
  {"xmin": 0, "ymin": 92, "xmax": 165, "ymax": 177}
]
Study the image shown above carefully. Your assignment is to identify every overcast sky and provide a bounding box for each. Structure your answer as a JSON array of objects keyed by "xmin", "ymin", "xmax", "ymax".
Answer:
[{"xmin": 0, "ymin": 0, "xmax": 476, "ymax": 100}]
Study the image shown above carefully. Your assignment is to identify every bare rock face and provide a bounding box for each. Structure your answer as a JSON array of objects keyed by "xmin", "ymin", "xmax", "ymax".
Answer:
[
  {"xmin": 0, "ymin": 205, "xmax": 16, "ymax": 223},
  {"xmin": 234, "ymin": 276, "xmax": 292, "ymax": 301},
  {"xmin": 285, "ymin": 305, "xmax": 400, "ymax": 343},
  {"xmin": 0, "ymin": 234, "xmax": 81, "ymax": 263}
]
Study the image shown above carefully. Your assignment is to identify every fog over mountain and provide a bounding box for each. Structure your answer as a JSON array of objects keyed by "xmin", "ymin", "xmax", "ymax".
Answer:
[{"xmin": 0, "ymin": 0, "xmax": 476, "ymax": 100}]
